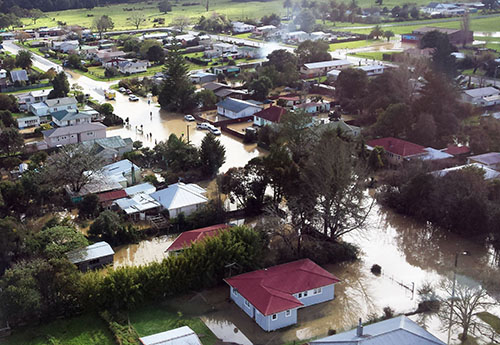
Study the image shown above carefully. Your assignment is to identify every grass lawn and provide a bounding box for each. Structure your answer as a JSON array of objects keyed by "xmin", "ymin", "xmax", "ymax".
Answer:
[
  {"xmin": 329, "ymin": 39, "xmax": 377, "ymax": 50},
  {"xmin": 3, "ymin": 313, "xmax": 114, "ymax": 345},
  {"xmin": 349, "ymin": 51, "xmax": 389, "ymax": 60},
  {"xmin": 129, "ymin": 304, "xmax": 218, "ymax": 345},
  {"xmin": 476, "ymin": 311, "xmax": 500, "ymax": 334},
  {"xmin": 2, "ymin": 84, "xmax": 52, "ymax": 95}
]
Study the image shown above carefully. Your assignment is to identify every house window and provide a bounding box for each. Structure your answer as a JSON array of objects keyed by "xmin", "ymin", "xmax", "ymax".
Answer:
[
  {"xmin": 285, "ymin": 310, "xmax": 291, "ymax": 317},
  {"xmin": 298, "ymin": 292, "xmax": 302, "ymax": 298},
  {"xmin": 271, "ymin": 314, "xmax": 277, "ymax": 321},
  {"xmin": 303, "ymin": 291, "xmax": 308, "ymax": 297},
  {"xmin": 244, "ymin": 300, "xmax": 250, "ymax": 308},
  {"xmin": 313, "ymin": 287, "xmax": 322, "ymax": 295},
  {"xmin": 232, "ymin": 288, "xmax": 239, "ymax": 296}
]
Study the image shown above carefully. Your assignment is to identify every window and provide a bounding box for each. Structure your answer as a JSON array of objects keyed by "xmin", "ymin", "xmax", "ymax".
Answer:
[
  {"xmin": 298, "ymin": 292, "xmax": 302, "ymax": 298},
  {"xmin": 285, "ymin": 310, "xmax": 291, "ymax": 317},
  {"xmin": 303, "ymin": 291, "xmax": 308, "ymax": 297},
  {"xmin": 232, "ymin": 288, "xmax": 239, "ymax": 296},
  {"xmin": 313, "ymin": 287, "xmax": 322, "ymax": 295},
  {"xmin": 271, "ymin": 314, "xmax": 277, "ymax": 321},
  {"xmin": 244, "ymin": 300, "xmax": 250, "ymax": 308}
]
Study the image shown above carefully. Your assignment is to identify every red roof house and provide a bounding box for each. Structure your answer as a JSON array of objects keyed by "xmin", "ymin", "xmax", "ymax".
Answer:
[
  {"xmin": 225, "ymin": 259, "xmax": 340, "ymax": 331},
  {"xmin": 98, "ymin": 189, "xmax": 127, "ymax": 207},
  {"xmin": 166, "ymin": 224, "xmax": 229, "ymax": 252},
  {"xmin": 367, "ymin": 137, "xmax": 427, "ymax": 165},
  {"xmin": 253, "ymin": 106, "xmax": 287, "ymax": 126},
  {"xmin": 443, "ymin": 145, "xmax": 470, "ymax": 156}
]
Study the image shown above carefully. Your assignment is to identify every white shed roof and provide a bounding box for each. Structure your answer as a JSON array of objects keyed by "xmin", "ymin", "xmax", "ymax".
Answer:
[
  {"xmin": 151, "ymin": 182, "xmax": 207, "ymax": 211},
  {"xmin": 304, "ymin": 59, "xmax": 352, "ymax": 70},
  {"xmin": 463, "ymin": 87, "xmax": 500, "ymax": 98},
  {"xmin": 139, "ymin": 326, "xmax": 202, "ymax": 345},
  {"xmin": 125, "ymin": 182, "xmax": 156, "ymax": 196},
  {"xmin": 66, "ymin": 241, "xmax": 114, "ymax": 264},
  {"xmin": 115, "ymin": 193, "xmax": 161, "ymax": 214}
]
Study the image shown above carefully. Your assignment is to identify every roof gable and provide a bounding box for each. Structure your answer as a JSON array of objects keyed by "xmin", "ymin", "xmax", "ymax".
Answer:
[
  {"xmin": 367, "ymin": 137, "xmax": 426, "ymax": 157},
  {"xmin": 151, "ymin": 183, "xmax": 207, "ymax": 210},
  {"xmin": 254, "ymin": 106, "xmax": 287, "ymax": 123}
]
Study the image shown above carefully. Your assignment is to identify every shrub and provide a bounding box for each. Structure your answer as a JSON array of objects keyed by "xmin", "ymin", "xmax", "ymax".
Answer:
[{"xmin": 371, "ymin": 264, "xmax": 382, "ymax": 275}]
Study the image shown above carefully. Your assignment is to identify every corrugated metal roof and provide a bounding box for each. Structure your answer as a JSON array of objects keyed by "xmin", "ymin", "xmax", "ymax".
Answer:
[
  {"xmin": 139, "ymin": 326, "xmax": 202, "ymax": 345},
  {"xmin": 303, "ymin": 59, "xmax": 352, "ymax": 70},
  {"xmin": 151, "ymin": 182, "xmax": 207, "ymax": 211},
  {"xmin": 42, "ymin": 122, "xmax": 107, "ymax": 138},
  {"xmin": 216, "ymin": 97, "xmax": 260, "ymax": 113},
  {"xmin": 66, "ymin": 241, "xmax": 114, "ymax": 264},
  {"xmin": 125, "ymin": 182, "xmax": 156, "ymax": 196},
  {"xmin": 45, "ymin": 97, "xmax": 77, "ymax": 107},
  {"xmin": 310, "ymin": 316, "xmax": 445, "ymax": 344},
  {"xmin": 463, "ymin": 87, "xmax": 500, "ymax": 98},
  {"xmin": 10, "ymin": 70, "xmax": 29, "ymax": 82}
]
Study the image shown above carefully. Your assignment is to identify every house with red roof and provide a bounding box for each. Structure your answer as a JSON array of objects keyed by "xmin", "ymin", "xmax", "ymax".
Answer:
[
  {"xmin": 367, "ymin": 137, "xmax": 427, "ymax": 165},
  {"xmin": 166, "ymin": 224, "xmax": 230, "ymax": 253},
  {"xmin": 253, "ymin": 106, "xmax": 287, "ymax": 126},
  {"xmin": 443, "ymin": 145, "xmax": 470, "ymax": 157},
  {"xmin": 225, "ymin": 259, "xmax": 340, "ymax": 331}
]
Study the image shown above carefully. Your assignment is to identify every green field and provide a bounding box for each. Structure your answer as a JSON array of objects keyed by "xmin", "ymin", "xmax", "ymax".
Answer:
[
  {"xmin": 349, "ymin": 51, "xmax": 389, "ymax": 60},
  {"xmin": 329, "ymin": 39, "xmax": 378, "ymax": 50},
  {"xmin": 3, "ymin": 314, "xmax": 114, "ymax": 345}
]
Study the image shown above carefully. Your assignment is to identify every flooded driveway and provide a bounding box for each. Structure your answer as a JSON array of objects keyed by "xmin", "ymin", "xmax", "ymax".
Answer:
[{"xmin": 113, "ymin": 234, "xmax": 175, "ymax": 268}]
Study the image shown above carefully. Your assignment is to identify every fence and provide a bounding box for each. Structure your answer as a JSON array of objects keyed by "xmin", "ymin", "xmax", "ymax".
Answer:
[
  {"xmin": 381, "ymin": 269, "xmax": 415, "ymax": 300},
  {"xmin": 1, "ymin": 83, "xmax": 51, "ymax": 93}
]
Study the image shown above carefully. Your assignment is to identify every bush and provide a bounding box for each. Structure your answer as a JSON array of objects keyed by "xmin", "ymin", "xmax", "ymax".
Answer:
[{"xmin": 371, "ymin": 264, "xmax": 382, "ymax": 275}]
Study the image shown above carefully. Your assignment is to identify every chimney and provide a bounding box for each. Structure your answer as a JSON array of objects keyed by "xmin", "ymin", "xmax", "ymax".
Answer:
[{"xmin": 356, "ymin": 318, "xmax": 363, "ymax": 337}]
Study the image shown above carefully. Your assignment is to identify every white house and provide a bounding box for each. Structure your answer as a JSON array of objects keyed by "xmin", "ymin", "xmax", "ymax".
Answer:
[
  {"xmin": 462, "ymin": 87, "xmax": 500, "ymax": 106},
  {"xmin": 42, "ymin": 122, "xmax": 107, "ymax": 148},
  {"xmin": 282, "ymin": 31, "xmax": 309, "ymax": 42},
  {"xmin": 151, "ymin": 182, "xmax": 208, "ymax": 217},
  {"xmin": 216, "ymin": 97, "xmax": 262, "ymax": 119},
  {"xmin": 213, "ymin": 43, "xmax": 237, "ymax": 56},
  {"xmin": 117, "ymin": 60, "xmax": 148, "ymax": 74},
  {"xmin": 0, "ymin": 69, "xmax": 7, "ymax": 79},
  {"xmin": 254, "ymin": 25, "xmax": 277, "ymax": 36},
  {"xmin": 80, "ymin": 136, "xmax": 134, "ymax": 163},
  {"xmin": 30, "ymin": 97, "xmax": 78, "ymax": 122},
  {"xmin": 51, "ymin": 110, "xmax": 93, "ymax": 127},
  {"xmin": 310, "ymin": 31, "xmax": 330, "ymax": 41},
  {"xmin": 232, "ymin": 21, "xmax": 256, "ymax": 33},
  {"xmin": 16, "ymin": 89, "xmax": 52, "ymax": 111},
  {"xmin": 467, "ymin": 152, "xmax": 500, "ymax": 171},
  {"xmin": 300, "ymin": 60, "xmax": 353, "ymax": 78},
  {"xmin": 52, "ymin": 40, "xmax": 79, "ymax": 52},
  {"xmin": 357, "ymin": 64, "xmax": 386, "ymax": 76},
  {"xmin": 17, "ymin": 115, "xmax": 40, "ymax": 129},
  {"xmin": 102, "ymin": 159, "xmax": 142, "ymax": 187}
]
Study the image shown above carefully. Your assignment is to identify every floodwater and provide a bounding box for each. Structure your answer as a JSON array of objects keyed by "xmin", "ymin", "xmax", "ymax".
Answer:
[
  {"xmin": 201, "ymin": 317, "xmax": 253, "ymax": 345},
  {"xmin": 113, "ymin": 234, "xmax": 175, "ymax": 268}
]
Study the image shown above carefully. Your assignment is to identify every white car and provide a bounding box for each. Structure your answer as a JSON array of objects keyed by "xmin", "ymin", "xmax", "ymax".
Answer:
[
  {"xmin": 184, "ymin": 115, "xmax": 195, "ymax": 121},
  {"xmin": 197, "ymin": 122, "xmax": 211, "ymax": 130},
  {"xmin": 129, "ymin": 95, "xmax": 139, "ymax": 102},
  {"xmin": 209, "ymin": 127, "xmax": 222, "ymax": 136},
  {"xmin": 118, "ymin": 87, "xmax": 126, "ymax": 93}
]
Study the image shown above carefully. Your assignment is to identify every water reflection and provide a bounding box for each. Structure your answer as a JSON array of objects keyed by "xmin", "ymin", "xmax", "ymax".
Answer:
[
  {"xmin": 113, "ymin": 234, "xmax": 175, "ymax": 268},
  {"xmin": 201, "ymin": 317, "xmax": 253, "ymax": 345}
]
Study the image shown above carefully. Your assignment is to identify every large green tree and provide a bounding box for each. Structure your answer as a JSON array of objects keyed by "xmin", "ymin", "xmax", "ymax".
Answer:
[
  {"xmin": 48, "ymin": 71, "xmax": 70, "ymax": 99},
  {"xmin": 15, "ymin": 50, "xmax": 32, "ymax": 70},
  {"xmin": 200, "ymin": 133, "xmax": 226, "ymax": 177},
  {"xmin": 295, "ymin": 40, "xmax": 331, "ymax": 65},
  {"xmin": 92, "ymin": 15, "xmax": 114, "ymax": 39},
  {"xmin": 0, "ymin": 127, "xmax": 23, "ymax": 156},
  {"xmin": 158, "ymin": 45, "xmax": 196, "ymax": 113}
]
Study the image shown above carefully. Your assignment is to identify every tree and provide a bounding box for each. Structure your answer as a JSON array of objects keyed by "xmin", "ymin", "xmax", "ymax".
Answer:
[
  {"xmin": 0, "ymin": 217, "xmax": 25, "ymax": 274},
  {"xmin": 248, "ymin": 76, "xmax": 273, "ymax": 101},
  {"xmin": 200, "ymin": 133, "xmax": 226, "ymax": 177},
  {"xmin": 1, "ymin": 55, "xmax": 16, "ymax": 71},
  {"xmin": 410, "ymin": 6, "xmax": 419, "ymax": 19},
  {"xmin": 171, "ymin": 15, "xmax": 190, "ymax": 33},
  {"xmin": 411, "ymin": 112, "xmax": 437, "ymax": 146},
  {"xmin": 260, "ymin": 49, "xmax": 299, "ymax": 87},
  {"xmin": 92, "ymin": 15, "xmax": 114, "ymax": 39},
  {"xmin": 67, "ymin": 54, "xmax": 81, "ymax": 69},
  {"xmin": 48, "ymin": 71, "xmax": 70, "ymax": 99},
  {"xmin": 15, "ymin": 50, "xmax": 32, "ymax": 70},
  {"xmin": 383, "ymin": 30, "xmax": 394, "ymax": 42},
  {"xmin": 369, "ymin": 25, "xmax": 383, "ymax": 40},
  {"xmin": 88, "ymin": 210, "xmax": 138, "ymax": 245},
  {"xmin": 294, "ymin": 9, "xmax": 316, "ymax": 33},
  {"xmin": 295, "ymin": 40, "xmax": 331, "ymax": 65},
  {"xmin": 438, "ymin": 278, "xmax": 496, "ymax": 341},
  {"xmin": 128, "ymin": 13, "xmax": 146, "ymax": 30},
  {"xmin": 420, "ymin": 31, "xmax": 456, "ymax": 77},
  {"xmin": 0, "ymin": 96, "xmax": 18, "ymax": 113},
  {"xmin": 196, "ymin": 89, "xmax": 217, "ymax": 109},
  {"xmin": 482, "ymin": 0, "xmax": 499, "ymax": 10},
  {"xmin": 29, "ymin": 9, "xmax": 45, "ymax": 24},
  {"xmin": 373, "ymin": 103, "xmax": 414, "ymax": 138},
  {"xmin": 44, "ymin": 144, "xmax": 104, "ymax": 193},
  {"xmin": 146, "ymin": 45, "xmax": 165, "ymax": 64},
  {"xmin": 368, "ymin": 146, "xmax": 387, "ymax": 171},
  {"xmin": 158, "ymin": 45, "xmax": 196, "ymax": 113},
  {"xmin": 0, "ymin": 127, "xmax": 23, "ymax": 156},
  {"xmin": 158, "ymin": 0, "xmax": 172, "ymax": 13},
  {"xmin": 33, "ymin": 226, "xmax": 88, "ymax": 258},
  {"xmin": 99, "ymin": 103, "xmax": 114, "ymax": 116},
  {"xmin": 78, "ymin": 194, "xmax": 100, "ymax": 219},
  {"xmin": 284, "ymin": 0, "xmax": 293, "ymax": 18},
  {"xmin": 335, "ymin": 68, "xmax": 368, "ymax": 113}
]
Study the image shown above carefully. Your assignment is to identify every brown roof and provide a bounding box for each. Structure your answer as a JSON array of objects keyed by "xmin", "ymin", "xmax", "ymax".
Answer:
[
  {"xmin": 253, "ymin": 106, "xmax": 287, "ymax": 123},
  {"xmin": 368, "ymin": 137, "xmax": 426, "ymax": 157}
]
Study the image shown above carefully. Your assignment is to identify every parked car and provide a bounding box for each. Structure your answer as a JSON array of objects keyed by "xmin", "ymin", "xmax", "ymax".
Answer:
[
  {"xmin": 184, "ymin": 114, "xmax": 195, "ymax": 121},
  {"xmin": 125, "ymin": 89, "xmax": 133, "ymax": 95},
  {"xmin": 197, "ymin": 122, "xmax": 211, "ymax": 130},
  {"xmin": 209, "ymin": 127, "xmax": 222, "ymax": 136},
  {"xmin": 118, "ymin": 87, "xmax": 126, "ymax": 93},
  {"xmin": 129, "ymin": 95, "xmax": 139, "ymax": 102}
]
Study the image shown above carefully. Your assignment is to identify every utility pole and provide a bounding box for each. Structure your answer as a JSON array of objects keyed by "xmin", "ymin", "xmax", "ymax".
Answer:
[{"xmin": 186, "ymin": 124, "xmax": 190, "ymax": 143}]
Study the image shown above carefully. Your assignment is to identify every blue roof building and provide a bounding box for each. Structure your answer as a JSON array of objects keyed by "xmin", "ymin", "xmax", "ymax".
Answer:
[
  {"xmin": 310, "ymin": 316, "xmax": 445, "ymax": 345},
  {"xmin": 216, "ymin": 97, "xmax": 261, "ymax": 119}
]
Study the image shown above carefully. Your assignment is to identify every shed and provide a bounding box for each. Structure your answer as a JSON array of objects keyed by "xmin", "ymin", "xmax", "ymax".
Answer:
[
  {"xmin": 66, "ymin": 241, "xmax": 115, "ymax": 272},
  {"xmin": 139, "ymin": 326, "xmax": 202, "ymax": 345}
]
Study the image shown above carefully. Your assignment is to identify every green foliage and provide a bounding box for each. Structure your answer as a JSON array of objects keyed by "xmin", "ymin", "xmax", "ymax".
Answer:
[
  {"xmin": 92, "ymin": 15, "xmax": 114, "ymax": 39},
  {"xmin": 368, "ymin": 146, "xmax": 386, "ymax": 171},
  {"xmin": 31, "ymin": 226, "xmax": 89, "ymax": 258},
  {"xmin": 78, "ymin": 194, "xmax": 100, "ymax": 219},
  {"xmin": 15, "ymin": 50, "xmax": 32, "ymax": 69},
  {"xmin": 196, "ymin": 89, "xmax": 217, "ymax": 109},
  {"xmin": 259, "ymin": 49, "xmax": 299, "ymax": 87},
  {"xmin": 99, "ymin": 103, "xmax": 114, "ymax": 116},
  {"xmin": 66, "ymin": 54, "xmax": 81, "ymax": 69},
  {"xmin": 248, "ymin": 76, "xmax": 272, "ymax": 101},
  {"xmin": 200, "ymin": 133, "xmax": 226, "ymax": 177},
  {"xmin": 0, "ymin": 95, "xmax": 19, "ymax": 113},
  {"xmin": 374, "ymin": 103, "xmax": 414, "ymax": 138},
  {"xmin": 295, "ymin": 39, "xmax": 331, "ymax": 65},
  {"xmin": 99, "ymin": 311, "xmax": 140, "ymax": 345},
  {"xmin": 158, "ymin": 0, "xmax": 172, "ymax": 13},
  {"xmin": 88, "ymin": 211, "xmax": 139, "ymax": 246},
  {"xmin": 48, "ymin": 71, "xmax": 70, "ymax": 99},
  {"xmin": 0, "ymin": 127, "xmax": 24, "ymax": 156},
  {"xmin": 335, "ymin": 68, "xmax": 368, "ymax": 113},
  {"xmin": 294, "ymin": 9, "xmax": 316, "ymax": 33},
  {"xmin": 195, "ymin": 13, "xmax": 231, "ymax": 33},
  {"xmin": 420, "ymin": 30, "xmax": 456, "ymax": 77}
]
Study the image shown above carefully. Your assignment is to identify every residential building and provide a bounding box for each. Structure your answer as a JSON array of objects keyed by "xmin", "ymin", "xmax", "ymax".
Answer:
[
  {"xmin": 282, "ymin": 31, "xmax": 309, "ymax": 42},
  {"xmin": 327, "ymin": 119, "xmax": 360, "ymax": 137},
  {"xmin": 462, "ymin": 87, "xmax": 500, "ymax": 106},
  {"xmin": 42, "ymin": 122, "xmax": 107, "ymax": 148},
  {"xmin": 52, "ymin": 40, "xmax": 79, "ymax": 53},
  {"xmin": 310, "ymin": 316, "xmax": 445, "ymax": 345},
  {"xmin": 29, "ymin": 96, "xmax": 78, "ymax": 122},
  {"xmin": 216, "ymin": 97, "xmax": 262, "ymax": 119},
  {"xmin": 278, "ymin": 95, "xmax": 302, "ymax": 107},
  {"xmin": 253, "ymin": 106, "xmax": 287, "ymax": 126},
  {"xmin": 139, "ymin": 326, "xmax": 202, "ymax": 345},
  {"xmin": 443, "ymin": 144, "xmax": 470, "ymax": 157},
  {"xmin": 0, "ymin": 69, "xmax": 6, "ymax": 79},
  {"xmin": 80, "ymin": 136, "xmax": 134, "ymax": 162},
  {"xmin": 125, "ymin": 182, "xmax": 156, "ymax": 196},
  {"xmin": 10, "ymin": 70, "xmax": 29, "ymax": 83},
  {"xmin": 421, "ymin": 147, "xmax": 454, "ymax": 160},
  {"xmin": 151, "ymin": 182, "xmax": 208, "ymax": 217},
  {"xmin": 367, "ymin": 137, "xmax": 427, "ymax": 165},
  {"xmin": 51, "ymin": 110, "xmax": 93, "ymax": 127},
  {"xmin": 102, "ymin": 159, "xmax": 142, "ymax": 187},
  {"xmin": 16, "ymin": 88, "xmax": 52, "ymax": 111},
  {"xmin": 114, "ymin": 193, "xmax": 161, "ymax": 220},
  {"xmin": 203, "ymin": 82, "xmax": 230, "ymax": 93},
  {"xmin": 421, "ymin": 2, "xmax": 465, "ymax": 16},
  {"xmin": 237, "ymin": 46, "xmax": 261, "ymax": 59},
  {"xmin": 357, "ymin": 64, "xmax": 386, "ymax": 76},
  {"xmin": 94, "ymin": 50, "xmax": 127, "ymax": 63},
  {"xmin": 467, "ymin": 152, "xmax": 500, "ymax": 170},
  {"xmin": 326, "ymin": 69, "xmax": 341, "ymax": 80},
  {"xmin": 254, "ymin": 25, "xmax": 277, "ymax": 36},
  {"xmin": 189, "ymin": 71, "xmax": 217, "ymax": 84},
  {"xmin": 213, "ymin": 43, "xmax": 236, "ymax": 56},
  {"xmin": 214, "ymin": 88, "xmax": 248, "ymax": 100},
  {"xmin": 225, "ymin": 259, "xmax": 340, "ymax": 331},
  {"xmin": 166, "ymin": 224, "xmax": 230, "ymax": 253},
  {"xmin": 310, "ymin": 31, "xmax": 330, "ymax": 41},
  {"xmin": 117, "ymin": 60, "xmax": 148, "ymax": 74},
  {"xmin": 98, "ymin": 190, "xmax": 128, "ymax": 208},
  {"xmin": 300, "ymin": 60, "xmax": 352, "ymax": 78},
  {"xmin": 17, "ymin": 115, "xmax": 40, "ymax": 129},
  {"xmin": 66, "ymin": 241, "xmax": 115, "ymax": 272},
  {"xmin": 401, "ymin": 27, "xmax": 473, "ymax": 45},
  {"xmin": 212, "ymin": 65, "xmax": 241, "ymax": 76},
  {"xmin": 232, "ymin": 21, "xmax": 256, "ymax": 33},
  {"xmin": 433, "ymin": 163, "xmax": 500, "ymax": 180},
  {"xmin": 293, "ymin": 101, "xmax": 331, "ymax": 114}
]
